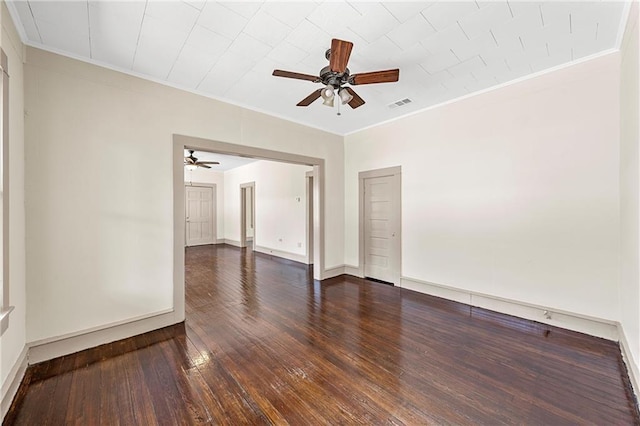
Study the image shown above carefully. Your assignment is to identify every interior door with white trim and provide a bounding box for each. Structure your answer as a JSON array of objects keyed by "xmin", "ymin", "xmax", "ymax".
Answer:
[
  {"xmin": 364, "ymin": 174, "xmax": 400, "ymax": 284},
  {"xmin": 185, "ymin": 185, "xmax": 214, "ymax": 246}
]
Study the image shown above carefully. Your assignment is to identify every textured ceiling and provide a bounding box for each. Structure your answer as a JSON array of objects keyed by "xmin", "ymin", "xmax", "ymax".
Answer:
[
  {"xmin": 185, "ymin": 149, "xmax": 257, "ymax": 171},
  {"xmin": 8, "ymin": 1, "xmax": 627, "ymax": 135}
]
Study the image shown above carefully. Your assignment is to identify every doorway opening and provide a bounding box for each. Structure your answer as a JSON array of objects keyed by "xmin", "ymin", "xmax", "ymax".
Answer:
[
  {"xmin": 173, "ymin": 134, "xmax": 326, "ymax": 321},
  {"xmin": 240, "ymin": 182, "xmax": 255, "ymax": 250}
]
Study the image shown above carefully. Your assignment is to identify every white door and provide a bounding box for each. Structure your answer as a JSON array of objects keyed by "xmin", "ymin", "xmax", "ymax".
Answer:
[
  {"xmin": 363, "ymin": 174, "xmax": 400, "ymax": 284},
  {"xmin": 185, "ymin": 186, "xmax": 214, "ymax": 246}
]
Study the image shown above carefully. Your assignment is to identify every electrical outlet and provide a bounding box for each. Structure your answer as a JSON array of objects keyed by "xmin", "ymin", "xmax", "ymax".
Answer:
[
  {"xmin": 297, "ymin": 242, "xmax": 302, "ymax": 248},
  {"xmin": 278, "ymin": 238, "xmax": 283, "ymax": 242}
]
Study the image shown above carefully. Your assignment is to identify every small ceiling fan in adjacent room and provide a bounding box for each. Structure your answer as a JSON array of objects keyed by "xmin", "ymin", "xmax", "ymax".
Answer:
[
  {"xmin": 184, "ymin": 150, "xmax": 219, "ymax": 169},
  {"xmin": 272, "ymin": 38, "xmax": 399, "ymax": 111}
]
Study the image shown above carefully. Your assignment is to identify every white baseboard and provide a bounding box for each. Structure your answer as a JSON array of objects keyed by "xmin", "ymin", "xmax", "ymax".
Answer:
[
  {"xmin": 28, "ymin": 309, "xmax": 179, "ymax": 364},
  {"xmin": 254, "ymin": 245, "xmax": 307, "ymax": 264},
  {"xmin": 400, "ymin": 276, "xmax": 619, "ymax": 341},
  {"xmin": 321, "ymin": 264, "xmax": 362, "ymax": 279},
  {"xmin": 344, "ymin": 264, "xmax": 362, "ymax": 277},
  {"xmin": 1, "ymin": 345, "xmax": 27, "ymax": 420},
  {"xmin": 618, "ymin": 323, "xmax": 640, "ymax": 402},
  {"xmin": 222, "ymin": 239, "xmax": 242, "ymax": 248},
  {"xmin": 322, "ymin": 264, "xmax": 345, "ymax": 279}
]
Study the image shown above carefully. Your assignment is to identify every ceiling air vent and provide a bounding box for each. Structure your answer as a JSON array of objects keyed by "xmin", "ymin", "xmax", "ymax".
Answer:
[{"xmin": 388, "ymin": 98, "xmax": 413, "ymax": 109}]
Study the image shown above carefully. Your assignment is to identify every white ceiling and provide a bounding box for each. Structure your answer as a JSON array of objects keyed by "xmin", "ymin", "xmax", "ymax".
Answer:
[
  {"xmin": 185, "ymin": 149, "xmax": 257, "ymax": 171},
  {"xmin": 8, "ymin": 1, "xmax": 627, "ymax": 135}
]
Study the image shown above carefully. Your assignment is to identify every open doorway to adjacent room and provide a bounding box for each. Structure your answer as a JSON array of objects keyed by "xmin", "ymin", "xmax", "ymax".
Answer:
[
  {"xmin": 173, "ymin": 135, "xmax": 325, "ymax": 320},
  {"xmin": 240, "ymin": 182, "xmax": 255, "ymax": 250}
]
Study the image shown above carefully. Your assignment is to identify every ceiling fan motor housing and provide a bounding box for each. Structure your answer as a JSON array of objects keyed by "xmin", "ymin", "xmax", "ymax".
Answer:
[{"xmin": 320, "ymin": 65, "xmax": 350, "ymax": 88}]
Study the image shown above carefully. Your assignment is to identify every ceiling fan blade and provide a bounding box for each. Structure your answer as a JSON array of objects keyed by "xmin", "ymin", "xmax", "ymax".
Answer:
[
  {"xmin": 184, "ymin": 157, "xmax": 196, "ymax": 164},
  {"xmin": 297, "ymin": 89, "xmax": 322, "ymax": 107},
  {"xmin": 330, "ymin": 39, "xmax": 353, "ymax": 74},
  {"xmin": 273, "ymin": 70, "xmax": 319, "ymax": 82},
  {"xmin": 196, "ymin": 161, "xmax": 220, "ymax": 165},
  {"xmin": 345, "ymin": 87, "xmax": 365, "ymax": 109},
  {"xmin": 350, "ymin": 69, "xmax": 399, "ymax": 85},
  {"xmin": 197, "ymin": 164, "xmax": 212, "ymax": 169}
]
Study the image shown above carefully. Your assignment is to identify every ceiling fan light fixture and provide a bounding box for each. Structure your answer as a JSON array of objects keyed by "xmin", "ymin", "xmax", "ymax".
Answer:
[
  {"xmin": 338, "ymin": 88, "xmax": 353, "ymax": 104},
  {"xmin": 322, "ymin": 95, "xmax": 335, "ymax": 107},
  {"xmin": 321, "ymin": 85, "xmax": 334, "ymax": 100},
  {"xmin": 185, "ymin": 164, "xmax": 197, "ymax": 171}
]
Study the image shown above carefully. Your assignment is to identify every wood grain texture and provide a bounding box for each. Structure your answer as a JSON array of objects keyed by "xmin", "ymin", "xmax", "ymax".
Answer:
[
  {"xmin": 5, "ymin": 245, "xmax": 640, "ymax": 424},
  {"xmin": 272, "ymin": 69, "xmax": 318, "ymax": 82},
  {"xmin": 329, "ymin": 39, "xmax": 353, "ymax": 74},
  {"xmin": 351, "ymin": 69, "xmax": 400, "ymax": 85},
  {"xmin": 297, "ymin": 89, "xmax": 322, "ymax": 107},
  {"xmin": 345, "ymin": 87, "xmax": 365, "ymax": 109}
]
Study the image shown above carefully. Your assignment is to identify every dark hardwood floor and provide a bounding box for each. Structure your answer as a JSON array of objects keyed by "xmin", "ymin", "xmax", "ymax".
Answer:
[{"xmin": 5, "ymin": 244, "xmax": 640, "ymax": 424}]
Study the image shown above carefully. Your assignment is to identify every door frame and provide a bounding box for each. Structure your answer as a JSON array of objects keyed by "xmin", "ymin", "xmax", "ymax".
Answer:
[
  {"xmin": 305, "ymin": 170, "xmax": 314, "ymax": 265},
  {"xmin": 240, "ymin": 182, "xmax": 255, "ymax": 250},
  {"xmin": 184, "ymin": 182, "xmax": 217, "ymax": 247},
  {"xmin": 173, "ymin": 134, "xmax": 327, "ymax": 322},
  {"xmin": 359, "ymin": 166, "xmax": 402, "ymax": 286}
]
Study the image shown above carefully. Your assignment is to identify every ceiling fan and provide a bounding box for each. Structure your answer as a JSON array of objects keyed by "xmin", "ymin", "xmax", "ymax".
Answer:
[
  {"xmin": 272, "ymin": 38, "xmax": 399, "ymax": 110},
  {"xmin": 184, "ymin": 150, "xmax": 219, "ymax": 169}
]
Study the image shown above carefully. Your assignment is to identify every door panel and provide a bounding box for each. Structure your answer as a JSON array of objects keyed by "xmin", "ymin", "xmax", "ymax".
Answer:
[
  {"xmin": 364, "ymin": 175, "xmax": 399, "ymax": 283},
  {"xmin": 186, "ymin": 186, "xmax": 214, "ymax": 246}
]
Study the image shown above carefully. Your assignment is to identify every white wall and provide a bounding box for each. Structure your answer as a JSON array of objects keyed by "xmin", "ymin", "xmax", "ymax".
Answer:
[
  {"xmin": 184, "ymin": 168, "xmax": 224, "ymax": 242},
  {"xmin": 224, "ymin": 160, "xmax": 312, "ymax": 258},
  {"xmin": 345, "ymin": 53, "xmax": 620, "ymax": 321},
  {"xmin": 620, "ymin": 1, "xmax": 640, "ymax": 386},
  {"xmin": 0, "ymin": 0, "xmax": 26, "ymax": 410},
  {"xmin": 24, "ymin": 48, "xmax": 343, "ymax": 343}
]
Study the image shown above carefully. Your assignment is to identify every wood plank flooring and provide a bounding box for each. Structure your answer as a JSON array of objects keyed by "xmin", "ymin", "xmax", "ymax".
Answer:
[{"xmin": 5, "ymin": 244, "xmax": 640, "ymax": 424}]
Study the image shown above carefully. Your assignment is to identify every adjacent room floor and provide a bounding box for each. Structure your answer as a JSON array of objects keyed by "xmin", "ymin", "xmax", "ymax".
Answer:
[{"xmin": 5, "ymin": 244, "xmax": 640, "ymax": 424}]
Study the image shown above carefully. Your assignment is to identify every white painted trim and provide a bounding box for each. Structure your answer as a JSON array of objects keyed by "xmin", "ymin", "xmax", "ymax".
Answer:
[
  {"xmin": 1, "ymin": 345, "xmax": 27, "ymax": 420},
  {"xmin": 305, "ymin": 171, "xmax": 314, "ymax": 266},
  {"xmin": 1, "ymin": 48, "xmax": 10, "ymax": 336},
  {"xmin": 618, "ymin": 323, "xmax": 640, "ymax": 401},
  {"xmin": 222, "ymin": 239, "xmax": 242, "ymax": 248},
  {"xmin": 321, "ymin": 264, "xmax": 364, "ymax": 279},
  {"xmin": 401, "ymin": 276, "xmax": 619, "ymax": 341},
  {"xmin": 0, "ymin": 305, "xmax": 14, "ymax": 323},
  {"xmin": 254, "ymin": 245, "xmax": 307, "ymax": 264},
  {"xmin": 4, "ymin": 3, "xmax": 27, "ymax": 44},
  {"xmin": 344, "ymin": 264, "xmax": 362, "ymax": 277},
  {"xmin": 28, "ymin": 309, "xmax": 177, "ymax": 364},
  {"xmin": 616, "ymin": 1, "xmax": 634, "ymax": 50},
  {"xmin": 173, "ymin": 142, "xmax": 186, "ymax": 322},
  {"xmin": 323, "ymin": 264, "xmax": 346, "ymax": 279}
]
